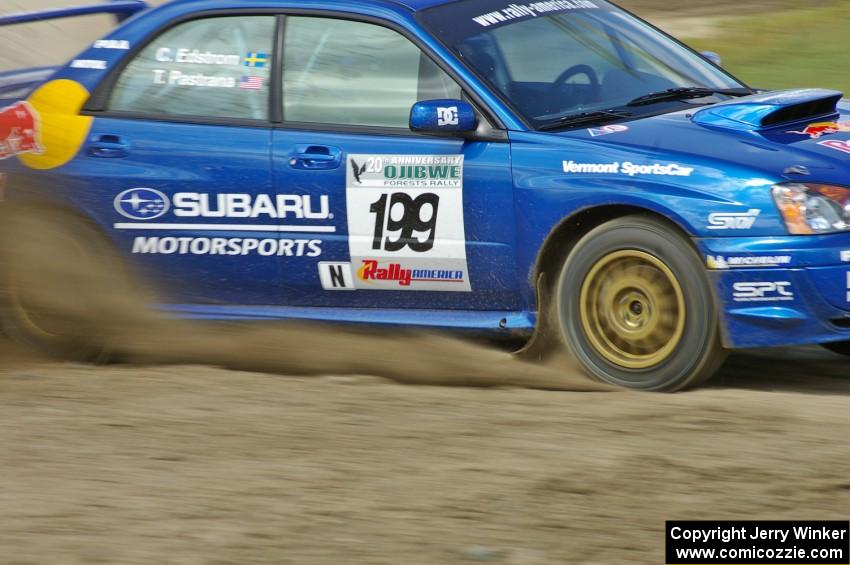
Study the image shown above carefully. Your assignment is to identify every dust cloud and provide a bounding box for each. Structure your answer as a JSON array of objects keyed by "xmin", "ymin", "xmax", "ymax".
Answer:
[{"xmin": 0, "ymin": 202, "xmax": 608, "ymax": 391}]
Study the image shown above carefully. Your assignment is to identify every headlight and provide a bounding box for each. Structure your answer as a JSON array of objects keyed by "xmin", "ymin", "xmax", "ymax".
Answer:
[{"xmin": 772, "ymin": 183, "xmax": 850, "ymax": 234}]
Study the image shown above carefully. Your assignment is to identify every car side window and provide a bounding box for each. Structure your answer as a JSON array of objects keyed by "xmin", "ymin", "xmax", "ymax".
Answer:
[
  {"xmin": 282, "ymin": 17, "xmax": 462, "ymax": 129},
  {"xmin": 108, "ymin": 16, "xmax": 275, "ymax": 120}
]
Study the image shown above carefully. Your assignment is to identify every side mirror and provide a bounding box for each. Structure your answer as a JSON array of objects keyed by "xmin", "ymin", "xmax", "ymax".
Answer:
[
  {"xmin": 701, "ymin": 51, "xmax": 722, "ymax": 67},
  {"xmin": 410, "ymin": 99, "xmax": 478, "ymax": 134}
]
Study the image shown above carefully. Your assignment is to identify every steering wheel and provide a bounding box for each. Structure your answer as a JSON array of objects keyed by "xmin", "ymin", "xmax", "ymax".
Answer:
[{"xmin": 551, "ymin": 64, "xmax": 601, "ymax": 100}]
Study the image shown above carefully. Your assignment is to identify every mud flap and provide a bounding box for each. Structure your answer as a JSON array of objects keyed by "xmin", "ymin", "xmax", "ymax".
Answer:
[{"xmin": 515, "ymin": 273, "xmax": 560, "ymax": 361}]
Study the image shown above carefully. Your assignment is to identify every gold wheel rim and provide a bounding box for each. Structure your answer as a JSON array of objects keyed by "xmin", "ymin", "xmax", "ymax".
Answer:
[{"xmin": 579, "ymin": 250, "xmax": 686, "ymax": 370}]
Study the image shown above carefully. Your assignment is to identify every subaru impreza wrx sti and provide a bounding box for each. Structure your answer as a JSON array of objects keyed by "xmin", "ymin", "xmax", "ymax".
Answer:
[{"xmin": 1, "ymin": 0, "xmax": 848, "ymax": 391}]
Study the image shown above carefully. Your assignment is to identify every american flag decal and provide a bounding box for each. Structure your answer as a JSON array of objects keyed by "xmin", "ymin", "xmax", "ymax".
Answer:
[{"xmin": 239, "ymin": 76, "xmax": 264, "ymax": 90}]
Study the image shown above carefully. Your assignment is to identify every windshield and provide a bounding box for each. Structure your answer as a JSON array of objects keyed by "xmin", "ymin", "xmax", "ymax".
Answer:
[{"xmin": 419, "ymin": 0, "xmax": 748, "ymax": 129}]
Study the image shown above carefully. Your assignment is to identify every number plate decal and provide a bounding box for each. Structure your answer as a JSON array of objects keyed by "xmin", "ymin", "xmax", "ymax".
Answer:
[{"xmin": 345, "ymin": 154, "xmax": 471, "ymax": 292}]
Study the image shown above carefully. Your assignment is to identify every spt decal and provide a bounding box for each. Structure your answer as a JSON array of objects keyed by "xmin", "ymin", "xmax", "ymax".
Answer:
[
  {"xmin": 733, "ymin": 281, "xmax": 794, "ymax": 303},
  {"xmin": 0, "ymin": 101, "xmax": 42, "ymax": 160}
]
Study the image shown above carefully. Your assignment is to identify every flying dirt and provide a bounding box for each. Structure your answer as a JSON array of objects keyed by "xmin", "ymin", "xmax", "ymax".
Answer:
[{"xmin": 0, "ymin": 201, "xmax": 607, "ymax": 392}]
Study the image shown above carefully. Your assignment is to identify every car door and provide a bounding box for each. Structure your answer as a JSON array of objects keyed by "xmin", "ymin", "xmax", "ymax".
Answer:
[
  {"xmin": 271, "ymin": 15, "xmax": 519, "ymax": 311},
  {"xmin": 69, "ymin": 15, "xmax": 287, "ymax": 306}
]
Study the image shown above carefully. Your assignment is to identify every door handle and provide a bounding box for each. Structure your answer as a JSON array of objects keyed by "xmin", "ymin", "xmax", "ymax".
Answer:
[
  {"xmin": 289, "ymin": 145, "xmax": 342, "ymax": 170},
  {"xmin": 88, "ymin": 134, "xmax": 130, "ymax": 158}
]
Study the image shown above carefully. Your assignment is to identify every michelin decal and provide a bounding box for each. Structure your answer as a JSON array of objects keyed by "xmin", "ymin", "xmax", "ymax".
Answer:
[{"xmin": 707, "ymin": 255, "xmax": 792, "ymax": 269}]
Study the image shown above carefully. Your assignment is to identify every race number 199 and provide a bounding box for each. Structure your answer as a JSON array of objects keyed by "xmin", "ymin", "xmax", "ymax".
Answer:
[{"xmin": 370, "ymin": 192, "xmax": 439, "ymax": 252}]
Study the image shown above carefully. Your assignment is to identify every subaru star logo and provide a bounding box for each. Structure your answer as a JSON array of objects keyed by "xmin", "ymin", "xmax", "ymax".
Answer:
[{"xmin": 114, "ymin": 188, "xmax": 169, "ymax": 220}]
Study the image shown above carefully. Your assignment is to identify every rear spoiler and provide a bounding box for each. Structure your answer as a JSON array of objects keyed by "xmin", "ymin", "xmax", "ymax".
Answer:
[{"xmin": 0, "ymin": 0, "xmax": 149, "ymax": 26}]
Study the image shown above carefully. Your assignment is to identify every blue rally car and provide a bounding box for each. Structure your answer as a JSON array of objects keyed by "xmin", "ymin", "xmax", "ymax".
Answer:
[{"xmin": 1, "ymin": 0, "xmax": 849, "ymax": 391}]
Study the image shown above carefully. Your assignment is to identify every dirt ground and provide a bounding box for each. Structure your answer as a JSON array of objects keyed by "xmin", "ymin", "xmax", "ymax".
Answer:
[
  {"xmin": 2, "ymin": 1, "xmax": 850, "ymax": 564},
  {"xmin": 2, "ymin": 338, "xmax": 850, "ymax": 565}
]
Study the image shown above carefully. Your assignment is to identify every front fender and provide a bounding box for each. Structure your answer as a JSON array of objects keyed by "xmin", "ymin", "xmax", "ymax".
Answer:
[{"xmin": 509, "ymin": 130, "xmax": 786, "ymax": 308}]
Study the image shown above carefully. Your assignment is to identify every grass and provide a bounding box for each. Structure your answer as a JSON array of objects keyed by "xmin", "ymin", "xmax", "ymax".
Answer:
[{"xmin": 682, "ymin": 3, "xmax": 850, "ymax": 94}]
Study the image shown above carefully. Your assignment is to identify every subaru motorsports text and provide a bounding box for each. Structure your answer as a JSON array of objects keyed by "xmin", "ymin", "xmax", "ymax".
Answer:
[{"xmin": 0, "ymin": 0, "xmax": 848, "ymax": 390}]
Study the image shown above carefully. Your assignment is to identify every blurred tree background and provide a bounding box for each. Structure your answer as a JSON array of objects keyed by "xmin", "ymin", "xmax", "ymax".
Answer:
[
  {"xmin": 621, "ymin": 0, "xmax": 850, "ymax": 94},
  {"xmin": 1, "ymin": 0, "xmax": 848, "ymax": 93}
]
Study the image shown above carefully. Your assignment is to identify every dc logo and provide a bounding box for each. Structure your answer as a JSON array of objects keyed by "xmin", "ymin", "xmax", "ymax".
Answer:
[
  {"xmin": 114, "ymin": 188, "xmax": 170, "ymax": 221},
  {"xmin": 437, "ymin": 106, "xmax": 459, "ymax": 127}
]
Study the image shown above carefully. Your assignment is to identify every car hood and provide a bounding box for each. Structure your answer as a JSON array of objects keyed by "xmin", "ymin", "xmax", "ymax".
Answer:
[
  {"xmin": 551, "ymin": 89, "xmax": 850, "ymax": 186},
  {"xmin": 0, "ymin": 66, "xmax": 58, "ymax": 106}
]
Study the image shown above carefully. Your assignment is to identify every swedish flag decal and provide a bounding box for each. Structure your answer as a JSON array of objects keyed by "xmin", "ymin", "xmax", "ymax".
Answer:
[{"xmin": 244, "ymin": 52, "xmax": 268, "ymax": 68}]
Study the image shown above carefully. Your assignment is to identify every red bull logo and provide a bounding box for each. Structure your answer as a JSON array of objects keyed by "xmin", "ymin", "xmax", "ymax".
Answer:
[
  {"xmin": 787, "ymin": 121, "xmax": 850, "ymax": 139},
  {"xmin": 0, "ymin": 101, "xmax": 42, "ymax": 160}
]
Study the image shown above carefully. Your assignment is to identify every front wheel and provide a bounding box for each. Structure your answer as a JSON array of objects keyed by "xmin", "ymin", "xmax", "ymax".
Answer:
[{"xmin": 555, "ymin": 216, "xmax": 726, "ymax": 391}]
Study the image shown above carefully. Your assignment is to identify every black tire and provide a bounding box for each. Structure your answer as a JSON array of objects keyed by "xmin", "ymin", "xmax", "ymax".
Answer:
[
  {"xmin": 555, "ymin": 215, "xmax": 727, "ymax": 392},
  {"xmin": 822, "ymin": 341, "xmax": 850, "ymax": 357},
  {"xmin": 0, "ymin": 203, "xmax": 137, "ymax": 361}
]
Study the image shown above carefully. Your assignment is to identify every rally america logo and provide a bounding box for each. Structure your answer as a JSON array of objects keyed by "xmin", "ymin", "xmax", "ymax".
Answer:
[{"xmin": 0, "ymin": 101, "xmax": 42, "ymax": 160}]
